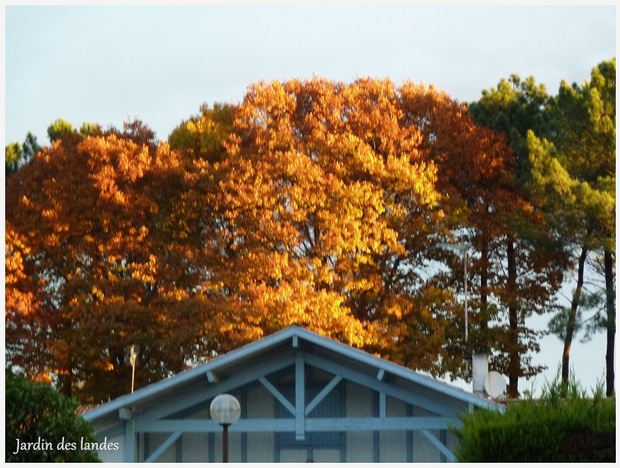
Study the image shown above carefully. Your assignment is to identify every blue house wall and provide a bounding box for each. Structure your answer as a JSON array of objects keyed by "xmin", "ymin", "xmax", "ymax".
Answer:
[{"xmin": 84, "ymin": 326, "xmax": 503, "ymax": 462}]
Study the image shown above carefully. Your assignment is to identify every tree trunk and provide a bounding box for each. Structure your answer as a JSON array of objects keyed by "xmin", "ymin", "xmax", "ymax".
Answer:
[
  {"xmin": 59, "ymin": 357, "xmax": 73, "ymax": 398},
  {"xmin": 507, "ymin": 239, "xmax": 519, "ymax": 398},
  {"xmin": 562, "ymin": 247, "xmax": 588, "ymax": 386},
  {"xmin": 604, "ymin": 249, "xmax": 615, "ymax": 397}
]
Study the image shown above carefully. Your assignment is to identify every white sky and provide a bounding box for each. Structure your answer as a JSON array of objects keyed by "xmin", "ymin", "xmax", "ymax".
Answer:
[{"xmin": 3, "ymin": 2, "xmax": 617, "ymax": 396}]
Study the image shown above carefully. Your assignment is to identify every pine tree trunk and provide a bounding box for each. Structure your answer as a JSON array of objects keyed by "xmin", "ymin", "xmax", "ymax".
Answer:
[
  {"xmin": 507, "ymin": 239, "xmax": 519, "ymax": 398},
  {"xmin": 604, "ymin": 249, "xmax": 615, "ymax": 397},
  {"xmin": 562, "ymin": 247, "xmax": 588, "ymax": 385}
]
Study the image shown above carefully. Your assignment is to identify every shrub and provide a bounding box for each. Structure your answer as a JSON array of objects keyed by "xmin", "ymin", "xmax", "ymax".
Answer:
[
  {"xmin": 5, "ymin": 371, "xmax": 100, "ymax": 462},
  {"xmin": 453, "ymin": 378, "xmax": 615, "ymax": 462}
]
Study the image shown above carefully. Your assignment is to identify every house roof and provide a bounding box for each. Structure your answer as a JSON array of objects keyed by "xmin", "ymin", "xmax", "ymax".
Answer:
[{"xmin": 84, "ymin": 325, "xmax": 500, "ymax": 423}]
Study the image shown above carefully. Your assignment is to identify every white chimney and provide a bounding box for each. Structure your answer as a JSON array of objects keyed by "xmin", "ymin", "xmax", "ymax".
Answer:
[{"xmin": 472, "ymin": 352, "xmax": 488, "ymax": 396}]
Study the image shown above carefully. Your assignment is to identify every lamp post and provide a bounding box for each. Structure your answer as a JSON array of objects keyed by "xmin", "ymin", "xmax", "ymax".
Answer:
[
  {"xmin": 438, "ymin": 242, "xmax": 470, "ymax": 344},
  {"xmin": 462, "ymin": 245, "xmax": 469, "ymax": 345},
  {"xmin": 210, "ymin": 394, "xmax": 241, "ymax": 462}
]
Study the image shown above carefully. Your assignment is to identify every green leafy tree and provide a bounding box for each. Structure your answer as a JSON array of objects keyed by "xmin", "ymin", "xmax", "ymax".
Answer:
[
  {"xmin": 47, "ymin": 118, "xmax": 104, "ymax": 144},
  {"xmin": 5, "ymin": 132, "xmax": 41, "ymax": 177},
  {"xmin": 557, "ymin": 59, "xmax": 615, "ymax": 397},
  {"xmin": 469, "ymin": 74, "xmax": 554, "ymax": 185},
  {"xmin": 532, "ymin": 59, "xmax": 616, "ymax": 395},
  {"xmin": 528, "ymin": 132, "xmax": 600, "ymax": 388},
  {"xmin": 47, "ymin": 118, "xmax": 76, "ymax": 142},
  {"xmin": 5, "ymin": 371, "xmax": 100, "ymax": 462},
  {"xmin": 79, "ymin": 121, "xmax": 103, "ymax": 137},
  {"xmin": 5, "ymin": 141, "xmax": 22, "ymax": 176},
  {"xmin": 168, "ymin": 102, "xmax": 234, "ymax": 160},
  {"xmin": 469, "ymin": 76, "xmax": 567, "ymax": 397}
]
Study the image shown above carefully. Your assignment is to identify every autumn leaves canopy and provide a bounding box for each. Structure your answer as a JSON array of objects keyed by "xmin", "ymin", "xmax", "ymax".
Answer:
[{"xmin": 5, "ymin": 78, "xmax": 558, "ymax": 402}]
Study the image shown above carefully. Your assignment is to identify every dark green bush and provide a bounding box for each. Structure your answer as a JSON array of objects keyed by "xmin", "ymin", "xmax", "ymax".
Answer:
[
  {"xmin": 5, "ymin": 371, "xmax": 100, "ymax": 462},
  {"xmin": 453, "ymin": 379, "xmax": 615, "ymax": 462}
]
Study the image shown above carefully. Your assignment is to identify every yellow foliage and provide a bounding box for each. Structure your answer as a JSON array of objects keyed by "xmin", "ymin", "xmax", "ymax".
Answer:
[{"xmin": 5, "ymin": 78, "xmax": 518, "ymax": 401}]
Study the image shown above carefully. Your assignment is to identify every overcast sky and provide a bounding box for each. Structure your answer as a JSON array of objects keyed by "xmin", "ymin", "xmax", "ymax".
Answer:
[
  {"xmin": 3, "ymin": 2, "xmax": 617, "ymax": 395},
  {"xmin": 5, "ymin": 3, "xmax": 615, "ymax": 145}
]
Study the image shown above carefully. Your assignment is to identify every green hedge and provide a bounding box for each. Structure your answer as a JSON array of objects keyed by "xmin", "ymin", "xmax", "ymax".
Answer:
[
  {"xmin": 453, "ymin": 380, "xmax": 615, "ymax": 462},
  {"xmin": 5, "ymin": 371, "xmax": 101, "ymax": 462}
]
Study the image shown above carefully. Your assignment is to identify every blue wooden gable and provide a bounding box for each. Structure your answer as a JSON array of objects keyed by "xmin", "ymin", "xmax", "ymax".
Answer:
[{"xmin": 83, "ymin": 325, "xmax": 502, "ymax": 462}]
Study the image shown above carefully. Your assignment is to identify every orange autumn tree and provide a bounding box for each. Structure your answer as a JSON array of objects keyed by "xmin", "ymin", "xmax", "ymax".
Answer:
[
  {"xmin": 6, "ymin": 122, "xmax": 214, "ymax": 402},
  {"xmin": 403, "ymin": 80, "xmax": 561, "ymax": 396},
  {"xmin": 5, "ymin": 227, "xmax": 45, "ymax": 380},
  {"xmin": 402, "ymin": 82, "xmax": 566, "ymax": 392},
  {"xmin": 198, "ymin": 78, "xmax": 458, "ymax": 367},
  {"xmin": 399, "ymin": 83, "xmax": 516, "ymax": 378},
  {"xmin": 8, "ymin": 79, "xmax": 551, "ymax": 403}
]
